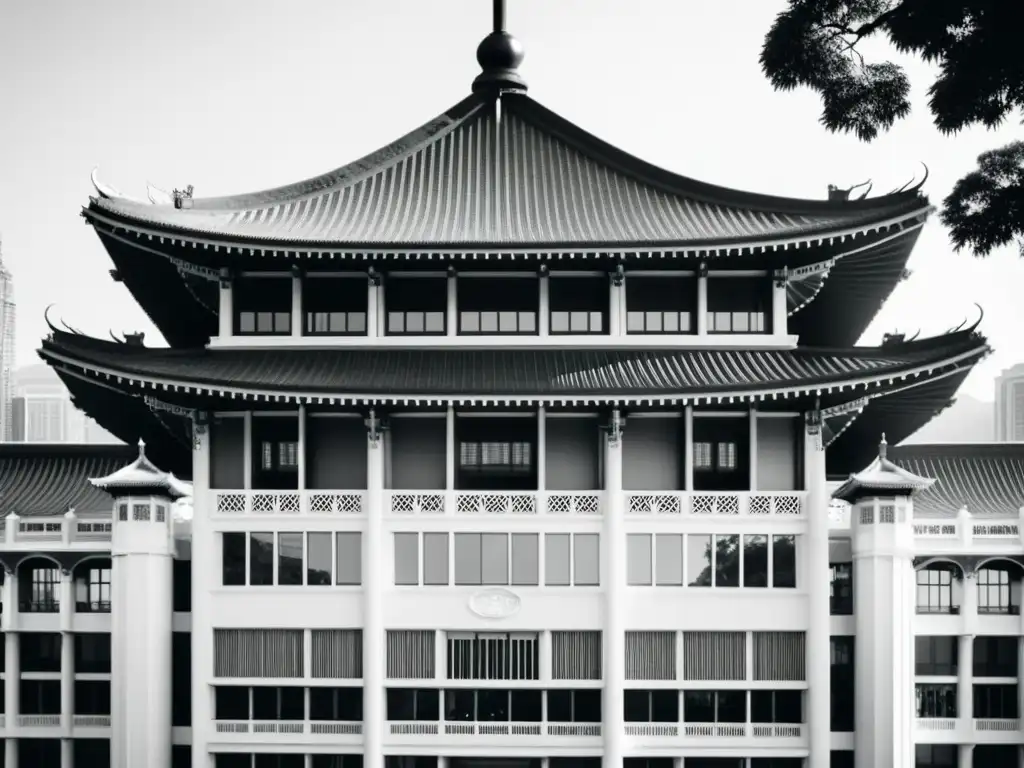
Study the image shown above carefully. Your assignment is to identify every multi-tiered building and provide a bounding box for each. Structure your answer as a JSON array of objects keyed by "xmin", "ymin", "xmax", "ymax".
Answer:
[{"xmin": 8, "ymin": 7, "xmax": 1006, "ymax": 768}]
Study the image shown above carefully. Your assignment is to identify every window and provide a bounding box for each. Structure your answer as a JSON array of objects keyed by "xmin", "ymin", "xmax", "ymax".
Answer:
[
  {"xmin": 74, "ymin": 680, "xmax": 111, "ymax": 715},
  {"xmin": 173, "ymin": 558, "xmax": 191, "ymax": 612},
  {"xmin": 304, "ymin": 276, "xmax": 367, "ymax": 336},
  {"xmin": 973, "ymin": 684, "xmax": 1018, "ymax": 719},
  {"xmin": 830, "ymin": 637, "xmax": 854, "ymax": 731},
  {"xmin": 386, "ymin": 276, "xmax": 446, "ymax": 335},
  {"xmin": 307, "ymin": 532, "xmax": 332, "ymax": 586},
  {"xmin": 625, "ymin": 690, "xmax": 680, "ymax": 722},
  {"xmin": 550, "ymin": 276, "xmax": 607, "ymax": 334},
  {"xmin": 706, "ymin": 276, "xmax": 770, "ymax": 334},
  {"xmin": 459, "ymin": 442, "xmax": 532, "ymax": 475},
  {"xmin": 249, "ymin": 532, "xmax": 275, "ymax": 586},
  {"xmin": 21, "ymin": 633, "xmax": 61, "ymax": 672},
  {"xmin": 261, "ymin": 441, "xmax": 299, "ymax": 473},
  {"xmin": 743, "ymin": 535, "xmax": 767, "ymax": 588},
  {"xmin": 545, "ymin": 533, "xmax": 599, "ymax": 587},
  {"xmin": 252, "ymin": 686, "xmax": 305, "ymax": 721},
  {"xmin": 386, "ymin": 688, "xmax": 440, "ymax": 721},
  {"xmin": 278, "ymin": 532, "xmax": 303, "ymax": 586},
  {"xmin": 546, "ymin": 689, "xmax": 602, "ymax": 722},
  {"xmin": 452, "ymin": 533, "xmax": 539, "ymax": 586},
  {"xmin": 222, "ymin": 533, "xmax": 247, "ymax": 586},
  {"xmin": 23, "ymin": 563, "xmax": 60, "ymax": 612},
  {"xmin": 446, "ymin": 632, "xmax": 539, "ymax": 681},
  {"xmin": 335, "ymin": 532, "xmax": 362, "ymax": 586},
  {"xmin": 19, "ymin": 679, "xmax": 60, "ymax": 714},
  {"xmin": 424, "ymin": 532, "xmax": 449, "ymax": 586},
  {"xmin": 686, "ymin": 534, "xmax": 712, "ymax": 586},
  {"xmin": 974, "ymin": 636, "xmax": 1018, "ymax": 677},
  {"xmin": 914, "ymin": 745, "xmax": 958, "ymax": 767},
  {"xmin": 830, "ymin": 563, "xmax": 853, "ymax": 614},
  {"xmin": 750, "ymin": 689, "xmax": 803, "ymax": 723},
  {"xmin": 458, "ymin": 277, "xmax": 538, "ymax": 335},
  {"xmin": 76, "ymin": 565, "xmax": 111, "ymax": 612},
  {"xmin": 694, "ymin": 441, "xmax": 737, "ymax": 471},
  {"xmin": 916, "ymin": 565, "xmax": 959, "ymax": 614},
  {"xmin": 74, "ymin": 634, "xmax": 112, "ymax": 674},
  {"xmin": 692, "ymin": 417, "xmax": 748, "ymax": 492},
  {"xmin": 656, "ymin": 533, "xmax": 684, "ymax": 586},
  {"xmin": 215, "ymin": 686, "xmax": 251, "ymax": 720},
  {"xmin": 772, "ymin": 534, "xmax": 796, "ymax": 588},
  {"xmin": 456, "ymin": 417, "xmax": 537, "ymax": 491},
  {"xmin": 394, "ymin": 533, "xmax": 419, "ymax": 586},
  {"xmin": 714, "ymin": 534, "xmax": 740, "ymax": 587},
  {"xmin": 309, "ymin": 687, "xmax": 363, "ymax": 721},
  {"xmin": 915, "ymin": 636, "xmax": 958, "ymax": 676},
  {"xmin": 173, "ymin": 632, "xmax": 191, "ymax": 726},
  {"xmin": 915, "ymin": 683, "xmax": 957, "ymax": 718},
  {"xmin": 511, "ymin": 534, "xmax": 539, "ymax": 586},
  {"xmin": 681, "ymin": 690, "xmax": 746, "ymax": 723},
  {"xmin": 234, "ymin": 277, "xmax": 292, "ymax": 336},
  {"xmin": 252, "ymin": 416, "xmax": 299, "ymax": 490},
  {"xmin": 627, "ymin": 534, "xmax": 652, "ymax": 586},
  {"xmin": 977, "ymin": 563, "xmax": 1018, "ymax": 614},
  {"xmin": 626, "ymin": 276, "xmax": 695, "ymax": 334},
  {"xmin": 444, "ymin": 688, "xmax": 542, "ymax": 722}
]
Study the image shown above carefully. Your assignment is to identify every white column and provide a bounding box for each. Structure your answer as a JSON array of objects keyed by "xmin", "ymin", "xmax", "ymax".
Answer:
[
  {"xmin": 445, "ymin": 406, "xmax": 456, "ymax": 514},
  {"xmin": 609, "ymin": 271, "xmax": 623, "ymax": 337},
  {"xmin": 4, "ymin": 575, "xmax": 18, "ymax": 768},
  {"xmin": 958, "ymin": 634, "xmax": 973, "ymax": 722},
  {"xmin": 748, "ymin": 408, "xmax": 758, "ymax": 492},
  {"xmin": 367, "ymin": 273, "xmax": 380, "ymax": 338},
  {"xmin": 539, "ymin": 271, "xmax": 550, "ymax": 337},
  {"xmin": 1017, "ymin": 637, "xmax": 1024, "ymax": 728},
  {"xmin": 61, "ymin": 604, "xmax": 74, "ymax": 727},
  {"xmin": 291, "ymin": 270, "xmax": 303, "ymax": 337},
  {"xmin": 684, "ymin": 405, "xmax": 694, "ymax": 491},
  {"xmin": 218, "ymin": 273, "xmax": 233, "ymax": 339},
  {"xmin": 61, "ymin": 737, "xmax": 72, "ymax": 768},
  {"xmin": 363, "ymin": 414, "xmax": 386, "ymax": 768},
  {"xmin": 804, "ymin": 423, "xmax": 830, "ymax": 768},
  {"xmin": 242, "ymin": 412, "xmax": 252, "ymax": 490},
  {"xmin": 537, "ymin": 407, "xmax": 547, "ymax": 494},
  {"xmin": 191, "ymin": 426, "xmax": 214, "ymax": 768},
  {"xmin": 603, "ymin": 411, "xmax": 626, "ymax": 767},
  {"xmin": 696, "ymin": 268, "xmax": 708, "ymax": 335},
  {"xmin": 297, "ymin": 406, "xmax": 307, "ymax": 494},
  {"xmin": 772, "ymin": 273, "xmax": 788, "ymax": 335},
  {"xmin": 446, "ymin": 271, "xmax": 458, "ymax": 337},
  {"xmin": 2, "ymin": 566, "xmax": 15, "ymax": 631},
  {"xmin": 959, "ymin": 744, "xmax": 974, "ymax": 768}
]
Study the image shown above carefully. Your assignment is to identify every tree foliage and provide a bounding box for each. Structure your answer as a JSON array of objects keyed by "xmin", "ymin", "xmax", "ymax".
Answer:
[{"xmin": 759, "ymin": 0, "xmax": 1024, "ymax": 256}]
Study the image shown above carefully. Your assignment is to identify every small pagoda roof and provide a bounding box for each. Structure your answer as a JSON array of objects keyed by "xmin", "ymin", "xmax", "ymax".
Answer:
[
  {"xmin": 87, "ymin": 91, "xmax": 929, "ymax": 252},
  {"xmin": 39, "ymin": 325, "xmax": 987, "ymax": 406},
  {"xmin": 832, "ymin": 435, "xmax": 936, "ymax": 503},
  {"xmin": 889, "ymin": 443, "xmax": 1024, "ymax": 519},
  {"xmin": 90, "ymin": 438, "xmax": 189, "ymax": 500},
  {"xmin": 0, "ymin": 443, "xmax": 136, "ymax": 518}
]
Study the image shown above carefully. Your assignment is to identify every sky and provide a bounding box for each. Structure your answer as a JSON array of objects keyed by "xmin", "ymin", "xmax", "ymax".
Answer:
[{"xmin": 0, "ymin": 0, "xmax": 1021, "ymax": 401}]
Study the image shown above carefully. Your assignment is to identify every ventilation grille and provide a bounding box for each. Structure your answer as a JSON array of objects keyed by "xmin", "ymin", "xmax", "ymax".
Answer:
[
  {"xmin": 682, "ymin": 631, "xmax": 746, "ymax": 681},
  {"xmin": 551, "ymin": 631, "xmax": 602, "ymax": 681},
  {"xmin": 311, "ymin": 629, "xmax": 363, "ymax": 679},
  {"xmin": 213, "ymin": 629, "xmax": 303, "ymax": 678},
  {"xmin": 446, "ymin": 632, "xmax": 539, "ymax": 680},
  {"xmin": 625, "ymin": 631, "xmax": 676, "ymax": 681},
  {"xmin": 753, "ymin": 631, "xmax": 805, "ymax": 681},
  {"xmin": 387, "ymin": 630, "xmax": 436, "ymax": 679}
]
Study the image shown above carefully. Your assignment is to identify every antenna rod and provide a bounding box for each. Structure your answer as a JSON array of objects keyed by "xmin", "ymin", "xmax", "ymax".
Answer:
[{"xmin": 493, "ymin": 0, "xmax": 505, "ymax": 32}]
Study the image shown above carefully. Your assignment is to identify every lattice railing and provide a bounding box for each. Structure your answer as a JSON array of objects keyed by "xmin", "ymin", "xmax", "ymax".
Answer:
[
  {"xmin": 456, "ymin": 492, "xmax": 538, "ymax": 515},
  {"xmin": 626, "ymin": 492, "xmax": 806, "ymax": 517},
  {"xmin": 213, "ymin": 491, "xmax": 366, "ymax": 515},
  {"xmin": 388, "ymin": 492, "xmax": 446, "ymax": 515},
  {"xmin": 544, "ymin": 492, "xmax": 602, "ymax": 516}
]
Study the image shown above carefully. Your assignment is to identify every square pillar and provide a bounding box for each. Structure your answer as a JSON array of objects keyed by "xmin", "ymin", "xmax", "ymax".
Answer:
[
  {"xmin": 363, "ymin": 411, "xmax": 386, "ymax": 768},
  {"xmin": 446, "ymin": 271, "xmax": 457, "ymax": 338},
  {"xmin": 602, "ymin": 410, "xmax": 626, "ymax": 767},
  {"xmin": 803, "ymin": 420, "xmax": 830, "ymax": 768},
  {"xmin": 61, "ymin": 620, "xmax": 74, "ymax": 730},
  {"xmin": 958, "ymin": 634, "xmax": 973, "ymax": 723},
  {"xmin": 772, "ymin": 270, "xmax": 788, "ymax": 335},
  {"xmin": 290, "ymin": 268, "xmax": 303, "ymax": 338},
  {"xmin": 218, "ymin": 271, "xmax": 233, "ymax": 339},
  {"xmin": 696, "ymin": 264, "xmax": 708, "ymax": 335},
  {"xmin": 538, "ymin": 269, "xmax": 550, "ymax": 336}
]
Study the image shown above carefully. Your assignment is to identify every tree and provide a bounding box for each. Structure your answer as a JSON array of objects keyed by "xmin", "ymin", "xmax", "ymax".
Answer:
[{"xmin": 759, "ymin": 0, "xmax": 1023, "ymax": 257}]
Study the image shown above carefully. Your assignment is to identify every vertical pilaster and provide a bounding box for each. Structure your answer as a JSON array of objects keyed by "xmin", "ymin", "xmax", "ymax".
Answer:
[
  {"xmin": 603, "ymin": 410, "xmax": 626, "ymax": 767},
  {"xmin": 4, "ymin": 578, "xmax": 18, "ymax": 768},
  {"xmin": 609, "ymin": 268, "xmax": 623, "ymax": 337},
  {"xmin": 242, "ymin": 412, "xmax": 252, "ymax": 490},
  {"xmin": 445, "ymin": 406, "xmax": 456, "ymax": 514},
  {"xmin": 748, "ymin": 408, "xmax": 758, "ymax": 492},
  {"xmin": 363, "ymin": 412, "xmax": 386, "ymax": 768},
  {"xmin": 772, "ymin": 271, "xmax": 788, "ymax": 335},
  {"xmin": 367, "ymin": 271, "xmax": 380, "ymax": 338},
  {"xmin": 291, "ymin": 268, "xmax": 303, "ymax": 338},
  {"xmin": 696, "ymin": 265, "xmax": 708, "ymax": 335},
  {"xmin": 537, "ymin": 407, "xmax": 546, "ymax": 494},
  {"xmin": 958, "ymin": 634, "xmax": 973, "ymax": 722},
  {"xmin": 61, "ymin": 605, "xmax": 74, "ymax": 725},
  {"xmin": 191, "ymin": 427, "xmax": 214, "ymax": 768},
  {"xmin": 804, "ymin": 421, "xmax": 830, "ymax": 768},
  {"xmin": 218, "ymin": 271, "xmax": 233, "ymax": 339},
  {"xmin": 684, "ymin": 405, "xmax": 694, "ymax": 491},
  {"xmin": 446, "ymin": 270, "xmax": 458, "ymax": 338},
  {"xmin": 538, "ymin": 269, "xmax": 549, "ymax": 337},
  {"xmin": 959, "ymin": 745, "xmax": 974, "ymax": 768},
  {"xmin": 1017, "ymin": 637, "xmax": 1024, "ymax": 729},
  {"xmin": 297, "ymin": 406, "xmax": 307, "ymax": 494}
]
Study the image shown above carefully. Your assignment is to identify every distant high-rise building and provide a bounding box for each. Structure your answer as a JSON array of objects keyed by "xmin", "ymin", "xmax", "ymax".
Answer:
[
  {"xmin": 11, "ymin": 364, "xmax": 120, "ymax": 443},
  {"xmin": 0, "ymin": 240, "xmax": 14, "ymax": 441},
  {"xmin": 995, "ymin": 363, "xmax": 1024, "ymax": 441}
]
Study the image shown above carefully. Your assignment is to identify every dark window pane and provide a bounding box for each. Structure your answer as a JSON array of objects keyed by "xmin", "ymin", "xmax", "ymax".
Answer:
[
  {"xmin": 743, "ymin": 535, "xmax": 768, "ymax": 587},
  {"xmin": 278, "ymin": 533, "xmax": 303, "ymax": 586},
  {"xmin": 773, "ymin": 535, "xmax": 796, "ymax": 588},
  {"xmin": 307, "ymin": 532, "xmax": 332, "ymax": 586},
  {"xmin": 249, "ymin": 533, "xmax": 274, "ymax": 585}
]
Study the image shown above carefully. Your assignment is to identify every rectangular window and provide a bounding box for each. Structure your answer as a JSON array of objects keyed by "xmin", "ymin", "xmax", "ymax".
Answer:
[
  {"xmin": 222, "ymin": 532, "xmax": 246, "ymax": 585},
  {"xmin": 77, "ymin": 566, "xmax": 112, "ymax": 612},
  {"xmin": 915, "ymin": 636, "xmax": 958, "ymax": 676},
  {"xmin": 446, "ymin": 632, "xmax": 539, "ymax": 680},
  {"xmin": 830, "ymin": 562, "xmax": 853, "ymax": 614},
  {"xmin": 21, "ymin": 633, "xmax": 62, "ymax": 672},
  {"xmin": 655, "ymin": 534, "xmax": 684, "ymax": 586},
  {"xmin": 335, "ymin": 532, "xmax": 362, "ymax": 586},
  {"xmin": 974, "ymin": 636, "xmax": 1018, "ymax": 677},
  {"xmin": 715, "ymin": 534, "xmax": 740, "ymax": 587},
  {"xmin": 74, "ymin": 633, "xmax": 112, "ymax": 674},
  {"xmin": 743, "ymin": 535, "xmax": 767, "ymax": 587},
  {"xmin": 249, "ymin": 532, "xmax": 274, "ymax": 585},
  {"xmin": 307, "ymin": 532, "xmax": 332, "ymax": 586},
  {"xmin": 549, "ymin": 276, "xmax": 607, "ymax": 335},
  {"xmin": 234, "ymin": 277, "xmax": 292, "ymax": 336},
  {"xmin": 573, "ymin": 533, "xmax": 600, "ymax": 586},
  {"xmin": 686, "ymin": 534, "xmax": 712, "ymax": 586},
  {"xmin": 394, "ymin": 533, "xmax": 420, "ymax": 586},
  {"xmin": 750, "ymin": 689, "xmax": 803, "ymax": 724},
  {"xmin": 251, "ymin": 417, "xmax": 299, "ymax": 491},
  {"xmin": 914, "ymin": 745, "xmax": 957, "ymax": 768},
  {"xmin": 627, "ymin": 534, "xmax": 652, "ymax": 586},
  {"xmin": 831, "ymin": 636, "xmax": 854, "ymax": 731},
  {"xmin": 74, "ymin": 679, "xmax": 111, "ymax": 715},
  {"xmin": 277, "ymin": 532, "xmax": 303, "ymax": 586},
  {"xmin": 309, "ymin": 686, "xmax": 363, "ymax": 721},
  {"xmin": 423, "ymin": 532, "xmax": 450, "ymax": 586},
  {"xmin": 510, "ymin": 534, "xmax": 539, "ymax": 586},
  {"xmin": 459, "ymin": 442, "xmax": 533, "ymax": 474},
  {"xmin": 386, "ymin": 688, "xmax": 441, "ymax": 720},
  {"xmin": 706, "ymin": 276, "xmax": 770, "ymax": 334},
  {"xmin": 386, "ymin": 276, "xmax": 447, "ymax": 335},
  {"xmin": 772, "ymin": 535, "xmax": 796, "ymax": 588},
  {"xmin": 625, "ymin": 689, "xmax": 680, "ymax": 722},
  {"xmin": 916, "ymin": 683, "xmax": 958, "ymax": 718},
  {"xmin": 692, "ymin": 417, "xmax": 748, "ymax": 492},
  {"xmin": 481, "ymin": 533, "xmax": 510, "ymax": 585},
  {"xmin": 977, "ymin": 565, "xmax": 1017, "ymax": 614},
  {"xmin": 458, "ymin": 277, "xmax": 538, "ymax": 335},
  {"xmin": 625, "ymin": 276, "xmax": 696, "ymax": 334},
  {"xmin": 454, "ymin": 533, "xmax": 484, "ymax": 586},
  {"xmin": 545, "ymin": 533, "xmax": 571, "ymax": 586},
  {"xmin": 304, "ymin": 276, "xmax": 368, "ymax": 336},
  {"xmin": 916, "ymin": 566, "xmax": 959, "ymax": 613},
  {"xmin": 973, "ymin": 684, "xmax": 1019, "ymax": 719},
  {"xmin": 546, "ymin": 688, "xmax": 603, "ymax": 721}
]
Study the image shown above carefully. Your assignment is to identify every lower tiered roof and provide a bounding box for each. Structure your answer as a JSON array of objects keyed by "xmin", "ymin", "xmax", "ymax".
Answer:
[{"xmin": 38, "ymin": 325, "xmax": 989, "ymax": 478}]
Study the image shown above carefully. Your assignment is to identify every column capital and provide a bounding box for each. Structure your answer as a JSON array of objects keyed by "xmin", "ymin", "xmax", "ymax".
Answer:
[
  {"xmin": 601, "ymin": 409, "xmax": 625, "ymax": 446},
  {"xmin": 364, "ymin": 408, "xmax": 388, "ymax": 448}
]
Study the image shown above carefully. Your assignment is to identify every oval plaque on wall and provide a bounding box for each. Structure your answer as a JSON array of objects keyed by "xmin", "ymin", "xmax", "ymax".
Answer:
[{"xmin": 468, "ymin": 587, "xmax": 522, "ymax": 619}]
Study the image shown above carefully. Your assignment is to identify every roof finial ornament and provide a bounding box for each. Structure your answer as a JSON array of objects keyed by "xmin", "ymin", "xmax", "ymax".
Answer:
[
  {"xmin": 879, "ymin": 433, "xmax": 887, "ymax": 460},
  {"xmin": 138, "ymin": 437, "xmax": 147, "ymax": 458},
  {"xmin": 473, "ymin": 0, "xmax": 527, "ymax": 96}
]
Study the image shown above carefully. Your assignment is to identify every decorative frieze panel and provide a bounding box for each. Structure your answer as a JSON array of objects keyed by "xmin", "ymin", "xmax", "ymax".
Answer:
[
  {"xmin": 389, "ymin": 493, "xmax": 446, "ymax": 515},
  {"xmin": 627, "ymin": 492, "xmax": 806, "ymax": 517},
  {"xmin": 214, "ymin": 490, "xmax": 366, "ymax": 516},
  {"xmin": 546, "ymin": 493, "xmax": 601, "ymax": 516},
  {"xmin": 456, "ymin": 492, "xmax": 537, "ymax": 516}
]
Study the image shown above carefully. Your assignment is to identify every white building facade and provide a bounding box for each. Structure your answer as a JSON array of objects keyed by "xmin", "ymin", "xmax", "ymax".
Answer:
[{"xmin": 23, "ymin": 6, "xmax": 1000, "ymax": 768}]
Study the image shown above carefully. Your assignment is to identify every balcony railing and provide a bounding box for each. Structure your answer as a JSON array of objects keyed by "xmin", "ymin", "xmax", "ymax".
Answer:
[
  {"xmin": 626, "ymin": 491, "xmax": 804, "ymax": 517},
  {"xmin": 975, "ymin": 718, "xmax": 1021, "ymax": 731},
  {"xmin": 388, "ymin": 720, "xmax": 600, "ymax": 741},
  {"xmin": 625, "ymin": 723, "xmax": 803, "ymax": 739},
  {"xmin": 214, "ymin": 720, "xmax": 363, "ymax": 736},
  {"xmin": 73, "ymin": 715, "xmax": 112, "ymax": 728},
  {"xmin": 7, "ymin": 521, "xmax": 113, "ymax": 545},
  {"xmin": 214, "ymin": 490, "xmax": 365, "ymax": 516},
  {"xmin": 76, "ymin": 601, "xmax": 112, "ymax": 614},
  {"xmin": 18, "ymin": 714, "xmax": 61, "ymax": 727}
]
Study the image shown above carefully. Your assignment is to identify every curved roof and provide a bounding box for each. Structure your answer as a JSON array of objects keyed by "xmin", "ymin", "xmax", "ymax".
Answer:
[
  {"xmin": 88, "ymin": 92, "xmax": 930, "ymax": 250},
  {"xmin": 39, "ymin": 325, "xmax": 987, "ymax": 404},
  {"xmin": 0, "ymin": 443, "xmax": 136, "ymax": 518},
  {"xmin": 890, "ymin": 443, "xmax": 1024, "ymax": 519}
]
